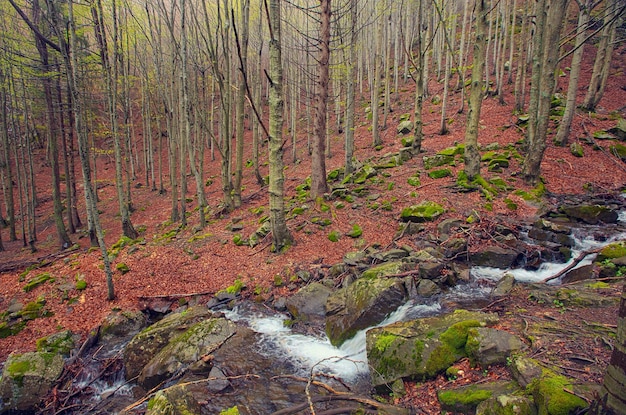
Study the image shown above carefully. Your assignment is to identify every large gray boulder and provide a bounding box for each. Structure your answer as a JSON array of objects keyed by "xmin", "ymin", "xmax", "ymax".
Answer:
[
  {"xmin": 285, "ymin": 283, "xmax": 333, "ymax": 322},
  {"xmin": 366, "ymin": 310, "xmax": 499, "ymax": 387},
  {"xmin": 145, "ymin": 384, "xmax": 203, "ymax": 415},
  {"xmin": 470, "ymin": 246, "xmax": 520, "ymax": 268},
  {"xmin": 560, "ymin": 204, "xmax": 619, "ymax": 224},
  {"xmin": 466, "ymin": 327, "xmax": 526, "ymax": 366},
  {"xmin": 325, "ymin": 276, "xmax": 407, "ymax": 347},
  {"xmin": 0, "ymin": 352, "xmax": 65, "ymax": 413},
  {"xmin": 138, "ymin": 317, "xmax": 237, "ymax": 389},
  {"xmin": 475, "ymin": 393, "xmax": 537, "ymax": 415},
  {"xmin": 124, "ymin": 305, "xmax": 212, "ymax": 380},
  {"xmin": 438, "ymin": 381, "xmax": 519, "ymax": 414}
]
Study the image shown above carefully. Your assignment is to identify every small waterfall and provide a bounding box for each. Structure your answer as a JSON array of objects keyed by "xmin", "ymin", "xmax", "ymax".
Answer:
[{"xmin": 223, "ymin": 301, "xmax": 441, "ymax": 382}]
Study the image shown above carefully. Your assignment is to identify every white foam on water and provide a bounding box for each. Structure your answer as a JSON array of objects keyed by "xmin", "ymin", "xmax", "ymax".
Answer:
[{"xmin": 223, "ymin": 300, "xmax": 441, "ymax": 381}]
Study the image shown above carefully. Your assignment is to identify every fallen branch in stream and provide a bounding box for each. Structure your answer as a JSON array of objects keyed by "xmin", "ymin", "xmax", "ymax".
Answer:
[{"xmin": 541, "ymin": 247, "xmax": 602, "ymax": 283}]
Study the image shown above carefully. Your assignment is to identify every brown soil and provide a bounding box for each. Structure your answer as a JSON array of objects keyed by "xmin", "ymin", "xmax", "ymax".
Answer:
[{"xmin": 1, "ymin": 37, "xmax": 626, "ymax": 413}]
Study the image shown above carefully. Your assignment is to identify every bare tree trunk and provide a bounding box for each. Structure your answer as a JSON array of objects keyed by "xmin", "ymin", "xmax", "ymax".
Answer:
[
  {"xmin": 0, "ymin": 71, "xmax": 16, "ymax": 242},
  {"xmin": 233, "ymin": 0, "xmax": 250, "ymax": 207},
  {"xmin": 464, "ymin": 0, "xmax": 488, "ymax": 180},
  {"xmin": 412, "ymin": 0, "xmax": 425, "ymax": 155},
  {"xmin": 344, "ymin": 0, "xmax": 357, "ymax": 178},
  {"xmin": 267, "ymin": 0, "xmax": 293, "ymax": 251},
  {"xmin": 310, "ymin": 0, "xmax": 331, "ymax": 198},
  {"xmin": 554, "ymin": 0, "xmax": 592, "ymax": 146}
]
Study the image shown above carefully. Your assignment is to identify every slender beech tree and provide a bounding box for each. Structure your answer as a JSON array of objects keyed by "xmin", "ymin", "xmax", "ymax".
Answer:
[
  {"xmin": 343, "ymin": 0, "xmax": 357, "ymax": 178},
  {"xmin": 464, "ymin": 0, "xmax": 487, "ymax": 180},
  {"xmin": 411, "ymin": 0, "xmax": 425, "ymax": 155},
  {"xmin": 521, "ymin": 0, "xmax": 569, "ymax": 185},
  {"xmin": 310, "ymin": 0, "xmax": 331, "ymax": 198},
  {"xmin": 267, "ymin": 0, "xmax": 293, "ymax": 251},
  {"xmin": 554, "ymin": 0, "xmax": 594, "ymax": 146}
]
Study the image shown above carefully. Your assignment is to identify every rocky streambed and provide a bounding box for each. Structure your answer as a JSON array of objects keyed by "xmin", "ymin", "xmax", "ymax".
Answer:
[{"xmin": 1, "ymin": 196, "xmax": 625, "ymax": 414}]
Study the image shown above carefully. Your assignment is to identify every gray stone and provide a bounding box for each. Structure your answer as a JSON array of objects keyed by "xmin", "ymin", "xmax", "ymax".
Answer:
[
  {"xmin": 417, "ymin": 279, "xmax": 441, "ymax": 297},
  {"xmin": 492, "ymin": 274, "xmax": 516, "ymax": 297},
  {"xmin": 123, "ymin": 306, "xmax": 212, "ymax": 380},
  {"xmin": 476, "ymin": 394, "xmax": 537, "ymax": 415},
  {"xmin": 397, "ymin": 120, "xmax": 413, "ymax": 134},
  {"xmin": 561, "ymin": 264, "xmax": 595, "ymax": 284},
  {"xmin": 285, "ymin": 283, "xmax": 333, "ymax": 322},
  {"xmin": 419, "ymin": 261, "xmax": 444, "ymax": 280},
  {"xmin": 325, "ymin": 277, "xmax": 407, "ymax": 347},
  {"xmin": 146, "ymin": 384, "xmax": 203, "ymax": 415},
  {"xmin": 437, "ymin": 218, "xmax": 463, "ymax": 237},
  {"xmin": 470, "ymin": 246, "xmax": 519, "ymax": 269},
  {"xmin": 0, "ymin": 352, "xmax": 65, "ymax": 413},
  {"xmin": 100, "ymin": 310, "xmax": 146, "ymax": 343},
  {"xmin": 438, "ymin": 381, "xmax": 519, "ymax": 414},
  {"xmin": 206, "ymin": 366, "xmax": 230, "ymax": 393},
  {"xmin": 560, "ymin": 204, "xmax": 619, "ymax": 224},
  {"xmin": 139, "ymin": 318, "xmax": 237, "ymax": 389},
  {"xmin": 510, "ymin": 357, "xmax": 543, "ymax": 388},
  {"xmin": 466, "ymin": 327, "xmax": 526, "ymax": 366},
  {"xmin": 400, "ymin": 201, "xmax": 445, "ymax": 223}
]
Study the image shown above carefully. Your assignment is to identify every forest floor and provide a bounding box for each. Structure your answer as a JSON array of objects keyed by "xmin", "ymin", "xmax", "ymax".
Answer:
[{"xmin": 1, "ymin": 43, "xmax": 626, "ymax": 413}]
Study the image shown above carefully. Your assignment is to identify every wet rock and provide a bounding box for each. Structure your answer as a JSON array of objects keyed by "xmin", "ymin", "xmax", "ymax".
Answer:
[
  {"xmin": 561, "ymin": 264, "xmax": 595, "ymax": 284},
  {"xmin": 560, "ymin": 204, "xmax": 619, "ymax": 224},
  {"xmin": 492, "ymin": 274, "xmax": 515, "ymax": 297},
  {"xmin": 285, "ymin": 283, "xmax": 332, "ymax": 322},
  {"xmin": 326, "ymin": 277, "xmax": 407, "ymax": 347},
  {"xmin": 470, "ymin": 246, "xmax": 520, "ymax": 268},
  {"xmin": 381, "ymin": 248, "xmax": 410, "ymax": 261},
  {"xmin": 139, "ymin": 317, "xmax": 237, "ymax": 390},
  {"xmin": 466, "ymin": 327, "xmax": 526, "ymax": 366},
  {"xmin": 0, "ymin": 351, "xmax": 65, "ymax": 413},
  {"xmin": 206, "ymin": 366, "xmax": 230, "ymax": 393},
  {"xmin": 438, "ymin": 381, "xmax": 519, "ymax": 414},
  {"xmin": 36, "ymin": 330, "xmax": 75, "ymax": 357},
  {"xmin": 366, "ymin": 310, "xmax": 499, "ymax": 387},
  {"xmin": 442, "ymin": 238, "xmax": 467, "ymax": 258},
  {"xmin": 476, "ymin": 394, "xmax": 537, "ymax": 415},
  {"xmin": 124, "ymin": 305, "xmax": 212, "ymax": 380},
  {"xmin": 100, "ymin": 310, "xmax": 146, "ymax": 343},
  {"xmin": 419, "ymin": 261, "xmax": 444, "ymax": 280},
  {"xmin": 417, "ymin": 279, "xmax": 441, "ymax": 297}
]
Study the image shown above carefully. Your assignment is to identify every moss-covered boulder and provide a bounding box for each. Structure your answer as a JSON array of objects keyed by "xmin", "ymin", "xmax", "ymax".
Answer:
[
  {"xmin": 285, "ymin": 283, "xmax": 333, "ymax": 322},
  {"xmin": 36, "ymin": 331, "xmax": 75, "ymax": 357},
  {"xmin": 100, "ymin": 310, "xmax": 146, "ymax": 343},
  {"xmin": 438, "ymin": 381, "xmax": 519, "ymax": 414},
  {"xmin": 597, "ymin": 240, "xmax": 626, "ymax": 262},
  {"xmin": 476, "ymin": 394, "xmax": 537, "ymax": 415},
  {"xmin": 423, "ymin": 154, "xmax": 455, "ymax": 170},
  {"xmin": 0, "ymin": 351, "xmax": 65, "ymax": 413},
  {"xmin": 397, "ymin": 120, "xmax": 413, "ymax": 135},
  {"xmin": 608, "ymin": 118, "xmax": 626, "ymax": 141},
  {"xmin": 466, "ymin": 327, "xmax": 526, "ymax": 366},
  {"xmin": 400, "ymin": 201, "xmax": 445, "ymax": 223},
  {"xmin": 123, "ymin": 306, "xmax": 212, "ymax": 380},
  {"xmin": 325, "ymin": 276, "xmax": 407, "ymax": 347},
  {"xmin": 470, "ymin": 246, "xmax": 520, "ymax": 268},
  {"xmin": 145, "ymin": 383, "xmax": 203, "ymax": 415},
  {"xmin": 529, "ymin": 370, "xmax": 588, "ymax": 415},
  {"xmin": 365, "ymin": 310, "xmax": 499, "ymax": 387},
  {"xmin": 139, "ymin": 317, "xmax": 237, "ymax": 389},
  {"xmin": 560, "ymin": 204, "xmax": 618, "ymax": 224},
  {"xmin": 351, "ymin": 164, "xmax": 377, "ymax": 184}
]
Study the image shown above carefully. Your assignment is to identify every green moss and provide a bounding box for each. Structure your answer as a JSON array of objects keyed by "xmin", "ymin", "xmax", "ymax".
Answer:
[
  {"xmin": 438, "ymin": 386, "xmax": 492, "ymax": 406},
  {"xmin": 428, "ymin": 168, "xmax": 452, "ymax": 179},
  {"xmin": 407, "ymin": 175, "xmax": 421, "ymax": 186},
  {"xmin": 347, "ymin": 224, "xmax": 363, "ymax": 238},
  {"xmin": 219, "ymin": 406, "xmax": 240, "ymax": 415},
  {"xmin": 530, "ymin": 371, "xmax": 588, "ymax": 415},
  {"xmin": 598, "ymin": 241, "xmax": 626, "ymax": 261},
  {"xmin": 232, "ymin": 234, "xmax": 246, "ymax": 246},
  {"xmin": 369, "ymin": 332, "xmax": 407, "ymax": 376},
  {"xmin": 586, "ymin": 281, "xmax": 610, "ymax": 289},
  {"xmin": 23, "ymin": 273, "xmax": 53, "ymax": 292},
  {"xmin": 327, "ymin": 230, "xmax": 341, "ymax": 242},
  {"xmin": 439, "ymin": 320, "xmax": 481, "ymax": 352},
  {"xmin": 36, "ymin": 331, "xmax": 74, "ymax": 355},
  {"xmin": 6, "ymin": 357, "xmax": 32, "ymax": 386},
  {"xmin": 75, "ymin": 280, "xmax": 87, "ymax": 291},
  {"xmin": 226, "ymin": 278, "xmax": 245, "ymax": 294},
  {"xmin": 116, "ymin": 263, "xmax": 130, "ymax": 274},
  {"xmin": 426, "ymin": 343, "xmax": 458, "ymax": 377},
  {"xmin": 375, "ymin": 333, "xmax": 398, "ymax": 353}
]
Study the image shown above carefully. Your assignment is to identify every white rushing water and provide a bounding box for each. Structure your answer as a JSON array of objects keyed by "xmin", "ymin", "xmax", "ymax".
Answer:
[
  {"xmin": 472, "ymin": 225, "xmax": 626, "ymax": 283},
  {"xmin": 223, "ymin": 301, "xmax": 441, "ymax": 381}
]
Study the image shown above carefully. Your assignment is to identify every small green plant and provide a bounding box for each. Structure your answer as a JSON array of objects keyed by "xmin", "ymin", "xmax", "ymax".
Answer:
[
  {"xmin": 273, "ymin": 275, "xmax": 284, "ymax": 287},
  {"xmin": 226, "ymin": 278, "xmax": 245, "ymax": 294}
]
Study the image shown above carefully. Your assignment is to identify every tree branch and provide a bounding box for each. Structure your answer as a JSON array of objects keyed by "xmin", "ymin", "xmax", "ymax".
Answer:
[{"xmin": 7, "ymin": 0, "xmax": 61, "ymax": 53}]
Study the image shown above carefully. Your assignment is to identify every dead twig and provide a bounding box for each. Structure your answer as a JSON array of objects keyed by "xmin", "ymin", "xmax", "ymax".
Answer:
[{"xmin": 541, "ymin": 247, "xmax": 602, "ymax": 283}]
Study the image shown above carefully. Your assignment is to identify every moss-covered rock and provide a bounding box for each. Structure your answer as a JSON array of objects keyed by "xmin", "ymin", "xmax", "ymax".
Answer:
[
  {"xmin": 466, "ymin": 327, "xmax": 526, "ymax": 366},
  {"xmin": 476, "ymin": 394, "xmax": 538, "ymax": 415},
  {"xmin": 285, "ymin": 283, "xmax": 332, "ymax": 322},
  {"xmin": 124, "ymin": 306, "xmax": 212, "ymax": 380},
  {"xmin": 570, "ymin": 142, "xmax": 584, "ymax": 157},
  {"xmin": 560, "ymin": 204, "xmax": 618, "ymax": 224},
  {"xmin": 428, "ymin": 168, "xmax": 452, "ymax": 179},
  {"xmin": 423, "ymin": 154, "xmax": 455, "ymax": 170},
  {"xmin": 397, "ymin": 120, "xmax": 414, "ymax": 135},
  {"xmin": 366, "ymin": 310, "xmax": 499, "ymax": 387},
  {"xmin": 36, "ymin": 331, "xmax": 75, "ymax": 357},
  {"xmin": 146, "ymin": 384, "xmax": 203, "ymax": 415},
  {"xmin": 325, "ymin": 277, "xmax": 407, "ymax": 347},
  {"xmin": 400, "ymin": 201, "xmax": 445, "ymax": 222},
  {"xmin": 139, "ymin": 317, "xmax": 237, "ymax": 389},
  {"xmin": 23, "ymin": 273, "xmax": 53, "ymax": 292},
  {"xmin": 438, "ymin": 381, "xmax": 518, "ymax": 413},
  {"xmin": 597, "ymin": 240, "xmax": 626, "ymax": 261},
  {"xmin": 0, "ymin": 351, "xmax": 65, "ymax": 413},
  {"xmin": 529, "ymin": 370, "xmax": 588, "ymax": 415},
  {"xmin": 100, "ymin": 309, "xmax": 146, "ymax": 343}
]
